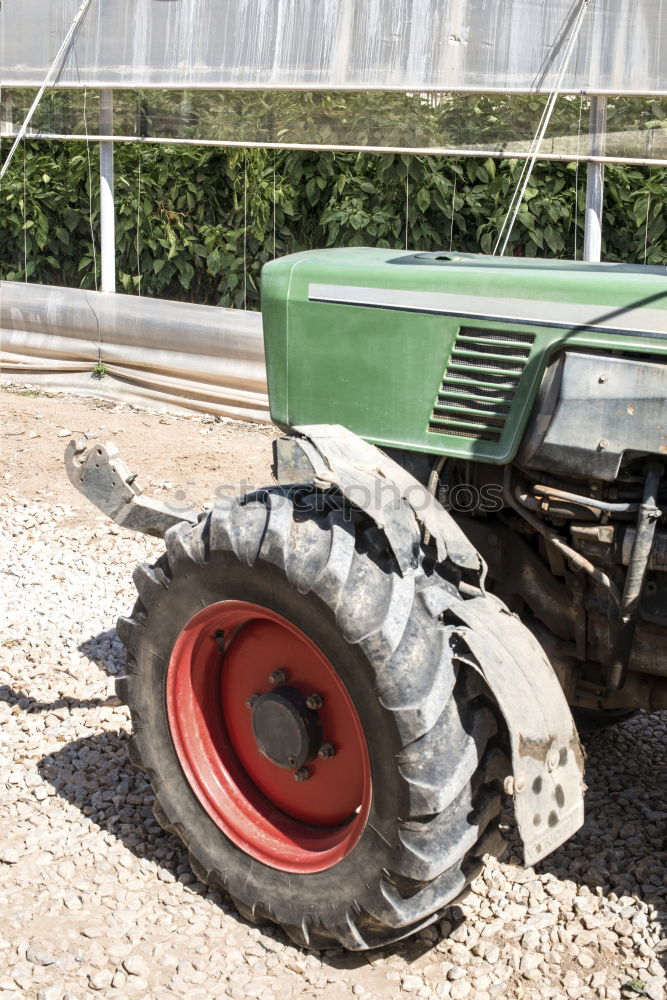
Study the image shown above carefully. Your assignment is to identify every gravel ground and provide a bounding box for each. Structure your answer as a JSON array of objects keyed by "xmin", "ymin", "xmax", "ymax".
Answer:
[{"xmin": 0, "ymin": 389, "xmax": 666, "ymax": 1000}]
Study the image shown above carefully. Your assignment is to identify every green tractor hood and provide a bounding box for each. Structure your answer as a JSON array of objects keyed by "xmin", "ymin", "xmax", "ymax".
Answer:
[{"xmin": 261, "ymin": 248, "xmax": 667, "ymax": 463}]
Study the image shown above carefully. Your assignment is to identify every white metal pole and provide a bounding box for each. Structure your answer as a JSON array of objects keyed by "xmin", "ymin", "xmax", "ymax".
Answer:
[
  {"xmin": 1, "ymin": 93, "xmax": 13, "ymax": 137},
  {"xmin": 583, "ymin": 96, "xmax": 607, "ymax": 262},
  {"xmin": 99, "ymin": 89, "xmax": 116, "ymax": 293}
]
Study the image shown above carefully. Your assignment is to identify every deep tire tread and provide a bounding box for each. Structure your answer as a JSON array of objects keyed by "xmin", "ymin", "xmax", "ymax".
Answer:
[{"xmin": 117, "ymin": 489, "xmax": 509, "ymax": 950}]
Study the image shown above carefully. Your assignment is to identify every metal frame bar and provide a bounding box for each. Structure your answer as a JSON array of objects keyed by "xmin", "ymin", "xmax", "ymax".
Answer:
[
  {"xmin": 3, "ymin": 82, "xmax": 666, "ymax": 97},
  {"xmin": 11, "ymin": 132, "xmax": 667, "ymax": 168}
]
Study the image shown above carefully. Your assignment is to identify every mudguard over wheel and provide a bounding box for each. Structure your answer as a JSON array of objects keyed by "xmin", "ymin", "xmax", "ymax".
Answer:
[{"xmin": 117, "ymin": 488, "xmax": 508, "ymax": 950}]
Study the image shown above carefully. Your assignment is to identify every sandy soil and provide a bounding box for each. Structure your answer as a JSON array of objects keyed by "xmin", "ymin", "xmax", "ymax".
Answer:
[{"xmin": 1, "ymin": 385, "xmax": 277, "ymax": 521}]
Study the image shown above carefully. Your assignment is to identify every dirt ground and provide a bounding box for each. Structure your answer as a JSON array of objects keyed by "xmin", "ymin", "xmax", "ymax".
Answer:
[
  {"xmin": 1, "ymin": 385, "xmax": 277, "ymax": 522},
  {"xmin": 0, "ymin": 384, "xmax": 665, "ymax": 1000}
]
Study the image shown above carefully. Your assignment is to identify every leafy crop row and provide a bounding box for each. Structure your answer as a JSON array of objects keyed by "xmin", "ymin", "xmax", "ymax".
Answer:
[{"xmin": 1, "ymin": 138, "xmax": 664, "ymax": 309}]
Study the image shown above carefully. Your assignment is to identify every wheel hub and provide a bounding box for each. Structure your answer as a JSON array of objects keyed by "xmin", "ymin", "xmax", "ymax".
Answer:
[
  {"xmin": 166, "ymin": 601, "xmax": 372, "ymax": 872},
  {"xmin": 251, "ymin": 686, "xmax": 322, "ymax": 770}
]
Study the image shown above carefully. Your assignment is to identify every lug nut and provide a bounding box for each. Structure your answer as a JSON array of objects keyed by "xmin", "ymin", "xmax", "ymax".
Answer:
[
  {"xmin": 318, "ymin": 743, "xmax": 335, "ymax": 759},
  {"xmin": 268, "ymin": 669, "xmax": 286, "ymax": 686},
  {"xmin": 293, "ymin": 767, "xmax": 310, "ymax": 782},
  {"xmin": 287, "ymin": 755, "xmax": 297, "ymax": 768},
  {"xmin": 306, "ymin": 693, "xmax": 323, "ymax": 710},
  {"xmin": 245, "ymin": 694, "xmax": 259, "ymax": 709}
]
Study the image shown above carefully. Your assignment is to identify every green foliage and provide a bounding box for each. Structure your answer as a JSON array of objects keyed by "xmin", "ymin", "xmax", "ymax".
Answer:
[
  {"xmin": 1, "ymin": 142, "xmax": 100, "ymax": 287},
  {"xmin": 1, "ymin": 136, "xmax": 665, "ymax": 310},
  {"xmin": 621, "ymin": 981, "xmax": 649, "ymax": 997}
]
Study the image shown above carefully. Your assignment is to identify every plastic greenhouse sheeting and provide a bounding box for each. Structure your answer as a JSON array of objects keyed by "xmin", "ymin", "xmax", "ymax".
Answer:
[
  {"xmin": 0, "ymin": 281, "xmax": 270, "ymax": 421},
  {"xmin": 2, "ymin": 0, "xmax": 665, "ymax": 95}
]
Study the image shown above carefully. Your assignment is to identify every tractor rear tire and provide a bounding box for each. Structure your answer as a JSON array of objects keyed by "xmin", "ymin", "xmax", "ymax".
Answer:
[{"xmin": 116, "ymin": 489, "xmax": 507, "ymax": 950}]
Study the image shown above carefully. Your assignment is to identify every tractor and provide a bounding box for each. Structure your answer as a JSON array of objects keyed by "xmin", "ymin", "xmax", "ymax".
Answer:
[{"xmin": 66, "ymin": 248, "xmax": 667, "ymax": 950}]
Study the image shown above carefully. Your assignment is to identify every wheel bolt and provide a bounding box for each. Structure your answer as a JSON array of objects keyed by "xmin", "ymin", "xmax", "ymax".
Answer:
[
  {"xmin": 293, "ymin": 767, "xmax": 310, "ymax": 782},
  {"xmin": 306, "ymin": 693, "xmax": 323, "ymax": 710},
  {"xmin": 245, "ymin": 694, "xmax": 259, "ymax": 709},
  {"xmin": 318, "ymin": 743, "xmax": 335, "ymax": 759},
  {"xmin": 287, "ymin": 754, "xmax": 297, "ymax": 768},
  {"xmin": 268, "ymin": 669, "xmax": 286, "ymax": 686}
]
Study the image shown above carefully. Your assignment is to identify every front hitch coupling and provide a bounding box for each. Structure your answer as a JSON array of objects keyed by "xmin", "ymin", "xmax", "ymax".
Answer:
[{"xmin": 65, "ymin": 437, "xmax": 196, "ymax": 538}]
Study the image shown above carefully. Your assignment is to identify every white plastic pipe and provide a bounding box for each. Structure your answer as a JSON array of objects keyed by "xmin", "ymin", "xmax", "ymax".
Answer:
[
  {"xmin": 583, "ymin": 96, "xmax": 607, "ymax": 262},
  {"xmin": 99, "ymin": 89, "xmax": 116, "ymax": 293}
]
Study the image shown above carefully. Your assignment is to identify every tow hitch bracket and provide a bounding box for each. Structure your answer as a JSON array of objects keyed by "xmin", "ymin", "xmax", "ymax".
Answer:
[{"xmin": 65, "ymin": 437, "xmax": 197, "ymax": 537}]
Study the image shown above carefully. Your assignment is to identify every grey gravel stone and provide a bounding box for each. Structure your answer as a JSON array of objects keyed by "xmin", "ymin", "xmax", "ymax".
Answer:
[
  {"xmin": 123, "ymin": 954, "xmax": 150, "ymax": 977},
  {"xmin": 88, "ymin": 969, "xmax": 112, "ymax": 991},
  {"xmin": 448, "ymin": 967, "xmax": 467, "ymax": 982},
  {"xmin": 25, "ymin": 949, "xmax": 55, "ymax": 968},
  {"xmin": 36, "ymin": 990, "xmax": 61, "ymax": 1000},
  {"xmin": 450, "ymin": 981, "xmax": 472, "ymax": 1000}
]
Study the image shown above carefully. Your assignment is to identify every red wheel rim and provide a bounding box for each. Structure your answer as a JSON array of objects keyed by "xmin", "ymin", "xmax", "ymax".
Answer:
[{"xmin": 166, "ymin": 601, "xmax": 372, "ymax": 873}]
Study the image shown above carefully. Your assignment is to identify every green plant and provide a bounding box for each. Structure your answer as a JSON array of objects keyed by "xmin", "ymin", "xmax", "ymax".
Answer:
[{"xmin": 91, "ymin": 362, "xmax": 107, "ymax": 379}]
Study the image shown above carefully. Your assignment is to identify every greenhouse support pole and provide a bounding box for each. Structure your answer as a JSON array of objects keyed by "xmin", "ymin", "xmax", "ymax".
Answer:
[
  {"xmin": 1, "ymin": 93, "xmax": 13, "ymax": 137},
  {"xmin": 583, "ymin": 96, "xmax": 607, "ymax": 262},
  {"xmin": 100, "ymin": 89, "xmax": 116, "ymax": 293}
]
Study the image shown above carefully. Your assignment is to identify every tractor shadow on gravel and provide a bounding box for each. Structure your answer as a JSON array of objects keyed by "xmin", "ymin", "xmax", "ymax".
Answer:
[
  {"xmin": 36, "ymin": 724, "xmax": 435, "ymax": 968},
  {"xmin": 0, "ymin": 683, "xmax": 114, "ymax": 713},
  {"xmin": 0, "ymin": 628, "xmax": 123, "ymax": 713},
  {"xmin": 77, "ymin": 627, "xmax": 125, "ymax": 676}
]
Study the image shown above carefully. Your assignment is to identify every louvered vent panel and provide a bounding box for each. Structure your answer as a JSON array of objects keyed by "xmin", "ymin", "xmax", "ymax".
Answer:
[{"xmin": 429, "ymin": 327, "xmax": 536, "ymax": 442}]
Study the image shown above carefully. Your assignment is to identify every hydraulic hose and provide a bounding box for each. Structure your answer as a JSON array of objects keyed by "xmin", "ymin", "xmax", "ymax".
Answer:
[{"xmin": 503, "ymin": 467, "xmax": 622, "ymax": 606}]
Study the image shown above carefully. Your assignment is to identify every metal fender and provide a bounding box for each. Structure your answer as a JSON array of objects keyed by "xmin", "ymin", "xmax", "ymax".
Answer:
[
  {"xmin": 275, "ymin": 424, "xmax": 585, "ymax": 865},
  {"xmin": 277, "ymin": 423, "xmax": 483, "ymax": 575},
  {"xmin": 424, "ymin": 589, "xmax": 585, "ymax": 866}
]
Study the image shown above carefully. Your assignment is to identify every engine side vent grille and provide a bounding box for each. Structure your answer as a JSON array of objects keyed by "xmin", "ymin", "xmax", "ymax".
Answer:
[{"xmin": 429, "ymin": 326, "xmax": 536, "ymax": 443}]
